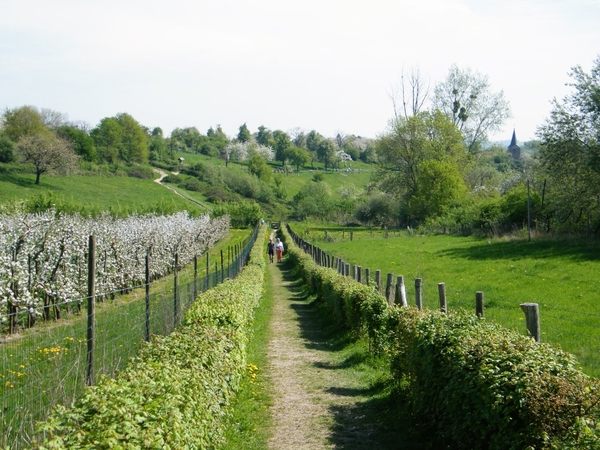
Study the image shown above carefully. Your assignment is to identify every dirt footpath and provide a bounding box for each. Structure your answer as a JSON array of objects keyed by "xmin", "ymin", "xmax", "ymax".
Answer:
[{"xmin": 265, "ymin": 256, "xmax": 396, "ymax": 450}]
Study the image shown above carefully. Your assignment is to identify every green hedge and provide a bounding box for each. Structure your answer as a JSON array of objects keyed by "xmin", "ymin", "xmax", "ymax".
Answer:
[
  {"xmin": 282, "ymin": 224, "xmax": 600, "ymax": 449},
  {"xmin": 281, "ymin": 228, "xmax": 388, "ymax": 349},
  {"xmin": 37, "ymin": 226, "xmax": 267, "ymax": 449}
]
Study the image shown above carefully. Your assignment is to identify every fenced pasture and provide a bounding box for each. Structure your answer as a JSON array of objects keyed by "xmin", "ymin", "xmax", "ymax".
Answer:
[
  {"xmin": 290, "ymin": 223, "xmax": 600, "ymax": 377},
  {"xmin": 1, "ymin": 226, "xmax": 257, "ymax": 449}
]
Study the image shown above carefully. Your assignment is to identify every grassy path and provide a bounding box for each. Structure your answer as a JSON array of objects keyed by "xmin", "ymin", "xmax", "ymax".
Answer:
[{"xmin": 264, "ymin": 254, "xmax": 414, "ymax": 449}]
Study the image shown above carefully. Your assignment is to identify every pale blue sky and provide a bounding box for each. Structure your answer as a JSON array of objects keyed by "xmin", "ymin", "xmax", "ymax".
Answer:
[{"xmin": 1, "ymin": 0, "xmax": 598, "ymax": 143}]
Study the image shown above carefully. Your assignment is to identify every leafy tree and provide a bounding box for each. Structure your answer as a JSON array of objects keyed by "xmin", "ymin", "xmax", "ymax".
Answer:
[
  {"xmin": 171, "ymin": 127, "xmax": 202, "ymax": 152},
  {"xmin": 291, "ymin": 129, "xmax": 307, "ymax": 148},
  {"xmin": 292, "ymin": 182, "xmax": 333, "ymax": 220},
  {"xmin": 272, "ymin": 174, "xmax": 286, "ymax": 199},
  {"xmin": 0, "ymin": 135, "xmax": 15, "ymax": 163},
  {"xmin": 18, "ymin": 132, "xmax": 79, "ymax": 184},
  {"xmin": 433, "ymin": 64, "xmax": 511, "ymax": 153},
  {"xmin": 316, "ymin": 139, "xmax": 336, "ymax": 171},
  {"xmin": 149, "ymin": 134, "xmax": 169, "ymax": 161},
  {"xmin": 237, "ymin": 123, "xmax": 252, "ymax": 143},
  {"xmin": 499, "ymin": 182, "xmax": 541, "ymax": 228},
  {"xmin": 256, "ymin": 125, "xmax": 274, "ymax": 147},
  {"xmin": 115, "ymin": 113, "xmax": 148, "ymax": 163},
  {"xmin": 205, "ymin": 126, "xmax": 229, "ymax": 156},
  {"xmin": 306, "ymin": 130, "xmax": 323, "ymax": 152},
  {"xmin": 272, "ymin": 130, "xmax": 292, "ymax": 166},
  {"xmin": 57, "ymin": 126, "xmax": 98, "ymax": 162},
  {"xmin": 247, "ymin": 152, "xmax": 272, "ymax": 182},
  {"xmin": 354, "ymin": 193, "xmax": 398, "ymax": 227},
  {"xmin": 376, "ymin": 110, "xmax": 468, "ymax": 223},
  {"xmin": 288, "ymin": 146, "xmax": 310, "ymax": 172},
  {"xmin": 2, "ymin": 105, "xmax": 47, "ymax": 142},
  {"xmin": 90, "ymin": 117, "xmax": 122, "ymax": 163},
  {"xmin": 410, "ymin": 159, "xmax": 468, "ymax": 220},
  {"xmin": 536, "ymin": 55, "xmax": 600, "ymax": 231}
]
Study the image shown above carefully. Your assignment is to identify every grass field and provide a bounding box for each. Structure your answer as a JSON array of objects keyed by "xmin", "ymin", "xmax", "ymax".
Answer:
[
  {"xmin": 289, "ymin": 223, "xmax": 600, "ymax": 378},
  {"xmin": 0, "ymin": 171, "xmax": 206, "ymax": 215}
]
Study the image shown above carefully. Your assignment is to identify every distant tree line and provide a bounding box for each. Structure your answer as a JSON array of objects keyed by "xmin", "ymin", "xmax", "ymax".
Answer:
[{"xmin": 2, "ymin": 56, "xmax": 598, "ymax": 235}]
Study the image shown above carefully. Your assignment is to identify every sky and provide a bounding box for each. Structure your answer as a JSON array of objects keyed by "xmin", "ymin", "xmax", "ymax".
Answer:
[{"xmin": 1, "ymin": 0, "xmax": 599, "ymax": 143}]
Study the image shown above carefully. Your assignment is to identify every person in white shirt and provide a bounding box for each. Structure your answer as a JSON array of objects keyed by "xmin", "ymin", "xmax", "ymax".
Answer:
[{"xmin": 274, "ymin": 238, "xmax": 284, "ymax": 263}]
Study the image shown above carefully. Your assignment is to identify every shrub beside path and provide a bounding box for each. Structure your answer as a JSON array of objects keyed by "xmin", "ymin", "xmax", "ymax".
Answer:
[{"xmin": 264, "ymin": 253, "xmax": 411, "ymax": 449}]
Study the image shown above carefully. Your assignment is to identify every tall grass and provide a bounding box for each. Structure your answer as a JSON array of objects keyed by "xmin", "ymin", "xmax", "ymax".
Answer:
[{"xmin": 290, "ymin": 224, "xmax": 600, "ymax": 377}]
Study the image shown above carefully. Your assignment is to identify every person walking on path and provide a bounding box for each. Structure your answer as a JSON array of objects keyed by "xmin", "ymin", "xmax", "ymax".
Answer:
[
  {"xmin": 267, "ymin": 238, "xmax": 275, "ymax": 263},
  {"xmin": 274, "ymin": 237, "xmax": 284, "ymax": 263}
]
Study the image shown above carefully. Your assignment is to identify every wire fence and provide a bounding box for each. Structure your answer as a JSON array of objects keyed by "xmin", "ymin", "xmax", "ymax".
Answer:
[
  {"xmin": 287, "ymin": 224, "xmax": 600, "ymax": 378},
  {"xmin": 1, "ymin": 224, "xmax": 260, "ymax": 450}
]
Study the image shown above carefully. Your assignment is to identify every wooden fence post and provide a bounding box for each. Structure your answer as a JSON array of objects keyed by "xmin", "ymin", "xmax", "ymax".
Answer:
[
  {"xmin": 345, "ymin": 263, "xmax": 350, "ymax": 277},
  {"xmin": 438, "ymin": 282, "xmax": 447, "ymax": 313},
  {"xmin": 385, "ymin": 273, "xmax": 394, "ymax": 305},
  {"xmin": 396, "ymin": 275, "xmax": 407, "ymax": 307},
  {"xmin": 520, "ymin": 303, "xmax": 541, "ymax": 342},
  {"xmin": 365, "ymin": 268, "xmax": 371, "ymax": 286},
  {"xmin": 476, "ymin": 291, "xmax": 484, "ymax": 317},
  {"xmin": 86, "ymin": 235, "xmax": 96, "ymax": 386},
  {"xmin": 375, "ymin": 270, "xmax": 381, "ymax": 293},
  {"xmin": 357, "ymin": 266, "xmax": 362, "ymax": 283},
  {"xmin": 415, "ymin": 278, "xmax": 423, "ymax": 310}
]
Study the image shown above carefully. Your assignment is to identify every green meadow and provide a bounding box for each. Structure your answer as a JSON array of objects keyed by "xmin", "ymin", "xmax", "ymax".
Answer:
[
  {"xmin": 290, "ymin": 224, "xmax": 600, "ymax": 378},
  {"xmin": 0, "ymin": 171, "xmax": 207, "ymax": 215}
]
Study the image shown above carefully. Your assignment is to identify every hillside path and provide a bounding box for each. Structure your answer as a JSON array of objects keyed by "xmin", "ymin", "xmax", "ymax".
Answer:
[{"xmin": 264, "ymin": 246, "xmax": 404, "ymax": 449}]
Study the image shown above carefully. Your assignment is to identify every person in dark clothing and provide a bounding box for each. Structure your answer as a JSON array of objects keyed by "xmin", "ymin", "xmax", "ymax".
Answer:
[{"xmin": 267, "ymin": 238, "xmax": 275, "ymax": 263}]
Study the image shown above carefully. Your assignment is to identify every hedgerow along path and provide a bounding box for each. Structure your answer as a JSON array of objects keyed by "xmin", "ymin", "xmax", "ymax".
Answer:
[{"xmin": 263, "ymin": 244, "xmax": 417, "ymax": 449}]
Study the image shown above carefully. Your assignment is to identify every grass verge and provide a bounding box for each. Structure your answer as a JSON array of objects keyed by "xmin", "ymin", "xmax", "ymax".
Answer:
[{"xmin": 222, "ymin": 254, "xmax": 275, "ymax": 449}]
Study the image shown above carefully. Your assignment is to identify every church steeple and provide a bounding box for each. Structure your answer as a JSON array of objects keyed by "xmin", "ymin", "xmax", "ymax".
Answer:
[
  {"xmin": 507, "ymin": 129, "xmax": 520, "ymax": 160},
  {"xmin": 510, "ymin": 129, "xmax": 517, "ymax": 147}
]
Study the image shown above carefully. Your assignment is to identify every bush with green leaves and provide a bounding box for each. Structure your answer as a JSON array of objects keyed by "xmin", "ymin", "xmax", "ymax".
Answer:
[
  {"xmin": 281, "ymin": 226, "xmax": 388, "ymax": 349},
  {"xmin": 223, "ymin": 170, "xmax": 261, "ymax": 200},
  {"xmin": 213, "ymin": 201, "xmax": 261, "ymax": 229},
  {"xmin": 385, "ymin": 307, "xmax": 600, "ymax": 449},
  {"xmin": 37, "ymin": 225, "xmax": 266, "ymax": 449},
  {"xmin": 180, "ymin": 176, "xmax": 204, "ymax": 192}
]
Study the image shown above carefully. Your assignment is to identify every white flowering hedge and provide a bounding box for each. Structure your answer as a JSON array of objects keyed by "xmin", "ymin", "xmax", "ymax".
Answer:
[
  {"xmin": 0, "ymin": 210, "xmax": 229, "ymax": 330},
  {"xmin": 223, "ymin": 142, "xmax": 274, "ymax": 162}
]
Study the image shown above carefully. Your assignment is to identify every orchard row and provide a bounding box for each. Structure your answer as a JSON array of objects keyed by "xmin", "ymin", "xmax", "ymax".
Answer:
[{"xmin": 0, "ymin": 209, "xmax": 229, "ymax": 330}]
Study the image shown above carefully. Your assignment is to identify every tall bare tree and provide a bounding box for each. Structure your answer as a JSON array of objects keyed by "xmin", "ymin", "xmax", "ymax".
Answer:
[{"xmin": 389, "ymin": 66, "xmax": 431, "ymax": 122}]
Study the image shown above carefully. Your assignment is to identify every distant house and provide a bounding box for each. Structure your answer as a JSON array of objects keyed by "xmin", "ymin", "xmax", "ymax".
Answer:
[{"xmin": 507, "ymin": 130, "xmax": 520, "ymax": 160}]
